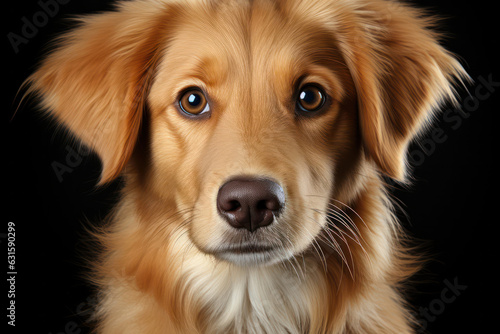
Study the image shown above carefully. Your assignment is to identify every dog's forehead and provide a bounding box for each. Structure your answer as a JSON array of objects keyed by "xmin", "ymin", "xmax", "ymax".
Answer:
[
  {"xmin": 165, "ymin": 0, "xmax": 343, "ymax": 80},
  {"xmin": 150, "ymin": 0, "xmax": 348, "ymax": 111}
]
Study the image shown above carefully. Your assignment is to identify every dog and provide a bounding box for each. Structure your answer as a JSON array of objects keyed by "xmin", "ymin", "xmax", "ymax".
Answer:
[{"xmin": 24, "ymin": 0, "xmax": 468, "ymax": 333}]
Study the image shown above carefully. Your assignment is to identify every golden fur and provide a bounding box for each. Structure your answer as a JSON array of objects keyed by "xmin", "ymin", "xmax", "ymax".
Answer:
[{"xmin": 24, "ymin": 0, "xmax": 467, "ymax": 333}]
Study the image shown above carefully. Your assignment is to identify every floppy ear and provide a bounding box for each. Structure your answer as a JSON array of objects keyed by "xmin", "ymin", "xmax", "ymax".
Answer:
[
  {"xmin": 339, "ymin": 0, "xmax": 468, "ymax": 181},
  {"xmin": 24, "ymin": 1, "xmax": 175, "ymax": 184}
]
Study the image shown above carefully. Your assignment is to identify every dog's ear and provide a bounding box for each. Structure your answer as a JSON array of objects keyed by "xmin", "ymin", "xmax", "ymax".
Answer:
[
  {"xmin": 339, "ymin": 1, "xmax": 468, "ymax": 181},
  {"xmin": 24, "ymin": 2, "xmax": 176, "ymax": 184}
]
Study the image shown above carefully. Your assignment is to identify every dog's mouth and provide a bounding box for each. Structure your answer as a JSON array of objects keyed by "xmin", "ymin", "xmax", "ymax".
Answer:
[
  {"xmin": 209, "ymin": 239, "xmax": 294, "ymax": 267},
  {"xmin": 218, "ymin": 243, "xmax": 275, "ymax": 254}
]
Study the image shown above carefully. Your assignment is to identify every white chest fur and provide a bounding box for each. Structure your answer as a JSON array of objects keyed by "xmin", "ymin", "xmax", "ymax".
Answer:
[{"xmin": 183, "ymin": 256, "xmax": 327, "ymax": 334}]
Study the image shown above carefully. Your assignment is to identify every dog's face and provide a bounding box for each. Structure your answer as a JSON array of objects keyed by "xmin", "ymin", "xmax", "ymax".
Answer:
[
  {"xmin": 26, "ymin": 0, "xmax": 466, "ymax": 268},
  {"xmin": 146, "ymin": 2, "xmax": 357, "ymax": 266}
]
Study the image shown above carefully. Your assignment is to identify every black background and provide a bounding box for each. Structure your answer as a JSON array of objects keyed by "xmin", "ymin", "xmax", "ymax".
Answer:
[{"xmin": 4, "ymin": 0, "xmax": 498, "ymax": 333}]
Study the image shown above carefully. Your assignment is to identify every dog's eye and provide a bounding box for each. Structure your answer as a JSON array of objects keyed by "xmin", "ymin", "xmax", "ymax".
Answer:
[
  {"xmin": 296, "ymin": 85, "xmax": 326, "ymax": 115},
  {"xmin": 178, "ymin": 88, "xmax": 210, "ymax": 116}
]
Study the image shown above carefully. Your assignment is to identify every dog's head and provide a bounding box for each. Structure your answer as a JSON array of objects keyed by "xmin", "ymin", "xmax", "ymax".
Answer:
[{"xmin": 26, "ymin": 0, "xmax": 466, "ymax": 267}]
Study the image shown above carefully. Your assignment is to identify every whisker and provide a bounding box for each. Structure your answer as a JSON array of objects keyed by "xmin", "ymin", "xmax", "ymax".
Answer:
[
  {"xmin": 325, "ymin": 224, "xmax": 355, "ymax": 280},
  {"xmin": 330, "ymin": 198, "xmax": 369, "ymax": 231},
  {"xmin": 305, "ymin": 194, "xmax": 369, "ymax": 231},
  {"xmin": 304, "ymin": 210, "xmax": 354, "ymax": 280},
  {"xmin": 282, "ymin": 235, "xmax": 305, "ymax": 282},
  {"xmin": 305, "ymin": 194, "xmax": 371, "ymax": 254},
  {"xmin": 327, "ymin": 203, "xmax": 363, "ymax": 240},
  {"xmin": 297, "ymin": 221, "xmax": 328, "ymax": 274},
  {"xmin": 148, "ymin": 207, "xmax": 194, "ymax": 240},
  {"xmin": 321, "ymin": 207, "xmax": 362, "ymax": 246},
  {"xmin": 322, "ymin": 209, "xmax": 371, "ymax": 266},
  {"xmin": 311, "ymin": 206, "xmax": 362, "ymax": 273}
]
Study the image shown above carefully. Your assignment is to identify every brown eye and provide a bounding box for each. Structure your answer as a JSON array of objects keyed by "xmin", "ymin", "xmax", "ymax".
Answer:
[
  {"xmin": 296, "ymin": 85, "xmax": 326, "ymax": 114},
  {"xmin": 179, "ymin": 88, "xmax": 210, "ymax": 116}
]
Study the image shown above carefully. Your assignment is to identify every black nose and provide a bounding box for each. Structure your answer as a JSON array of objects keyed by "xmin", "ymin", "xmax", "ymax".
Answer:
[{"xmin": 217, "ymin": 177, "xmax": 285, "ymax": 232}]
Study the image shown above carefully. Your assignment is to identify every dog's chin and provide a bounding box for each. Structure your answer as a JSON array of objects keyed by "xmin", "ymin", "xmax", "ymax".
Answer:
[{"xmin": 214, "ymin": 245, "xmax": 295, "ymax": 267}]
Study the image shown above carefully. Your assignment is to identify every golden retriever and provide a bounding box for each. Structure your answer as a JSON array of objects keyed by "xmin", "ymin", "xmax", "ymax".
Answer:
[{"xmin": 24, "ymin": 0, "xmax": 467, "ymax": 333}]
